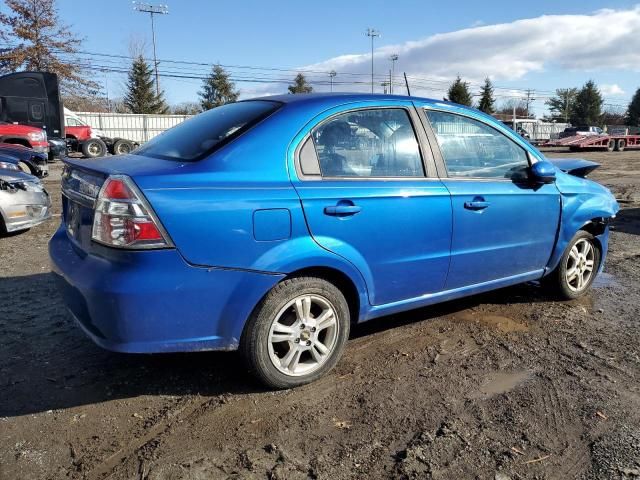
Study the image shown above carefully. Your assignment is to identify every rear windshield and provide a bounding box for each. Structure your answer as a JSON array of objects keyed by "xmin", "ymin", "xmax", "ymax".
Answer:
[{"xmin": 134, "ymin": 100, "xmax": 281, "ymax": 161}]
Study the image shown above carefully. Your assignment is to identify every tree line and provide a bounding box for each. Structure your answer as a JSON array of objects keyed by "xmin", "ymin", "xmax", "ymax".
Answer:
[
  {"xmin": 445, "ymin": 76, "xmax": 640, "ymax": 127},
  {"xmin": 1, "ymin": 0, "xmax": 639, "ymax": 126}
]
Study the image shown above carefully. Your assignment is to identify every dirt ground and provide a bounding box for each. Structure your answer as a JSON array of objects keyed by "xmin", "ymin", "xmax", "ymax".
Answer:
[{"xmin": 1, "ymin": 148, "xmax": 639, "ymax": 480}]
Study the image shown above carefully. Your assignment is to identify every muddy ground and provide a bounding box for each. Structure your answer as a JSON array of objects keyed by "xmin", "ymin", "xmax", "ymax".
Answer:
[{"xmin": 1, "ymin": 148, "xmax": 639, "ymax": 480}]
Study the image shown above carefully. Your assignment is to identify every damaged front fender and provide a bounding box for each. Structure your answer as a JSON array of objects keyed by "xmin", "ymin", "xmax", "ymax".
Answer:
[{"xmin": 545, "ymin": 170, "xmax": 619, "ymax": 274}]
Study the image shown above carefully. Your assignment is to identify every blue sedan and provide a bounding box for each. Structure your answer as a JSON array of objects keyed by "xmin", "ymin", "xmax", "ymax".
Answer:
[{"xmin": 49, "ymin": 93, "xmax": 619, "ymax": 388}]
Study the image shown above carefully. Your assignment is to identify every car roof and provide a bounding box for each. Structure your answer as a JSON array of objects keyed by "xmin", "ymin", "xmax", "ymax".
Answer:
[{"xmin": 251, "ymin": 92, "xmax": 445, "ymax": 107}]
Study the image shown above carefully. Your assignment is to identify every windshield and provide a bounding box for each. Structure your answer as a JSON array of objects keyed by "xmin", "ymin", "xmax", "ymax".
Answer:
[{"xmin": 134, "ymin": 100, "xmax": 281, "ymax": 161}]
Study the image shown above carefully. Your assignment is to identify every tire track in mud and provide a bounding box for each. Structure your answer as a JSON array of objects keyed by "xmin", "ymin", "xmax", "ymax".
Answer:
[
  {"xmin": 85, "ymin": 368, "xmax": 351, "ymax": 478},
  {"xmin": 83, "ymin": 396, "xmax": 208, "ymax": 480}
]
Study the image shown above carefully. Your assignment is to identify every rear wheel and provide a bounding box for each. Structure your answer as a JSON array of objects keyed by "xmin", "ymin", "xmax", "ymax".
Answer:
[
  {"xmin": 241, "ymin": 277, "xmax": 350, "ymax": 389},
  {"xmin": 616, "ymin": 139, "xmax": 626, "ymax": 152},
  {"xmin": 113, "ymin": 139, "xmax": 134, "ymax": 155},
  {"xmin": 543, "ymin": 230, "xmax": 600, "ymax": 300},
  {"xmin": 81, "ymin": 138, "xmax": 107, "ymax": 158},
  {"xmin": 607, "ymin": 139, "xmax": 615, "ymax": 152}
]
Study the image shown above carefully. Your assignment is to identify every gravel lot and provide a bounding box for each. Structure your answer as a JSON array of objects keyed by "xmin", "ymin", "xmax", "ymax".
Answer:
[{"xmin": 1, "ymin": 148, "xmax": 639, "ymax": 480}]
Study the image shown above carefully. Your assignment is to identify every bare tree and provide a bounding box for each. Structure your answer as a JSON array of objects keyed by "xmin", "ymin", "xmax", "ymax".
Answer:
[{"xmin": 0, "ymin": 0, "xmax": 99, "ymax": 95}]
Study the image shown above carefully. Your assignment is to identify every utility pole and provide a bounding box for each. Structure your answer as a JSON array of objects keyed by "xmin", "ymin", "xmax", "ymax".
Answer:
[
  {"xmin": 103, "ymin": 69, "xmax": 111, "ymax": 112},
  {"xmin": 329, "ymin": 70, "xmax": 337, "ymax": 92},
  {"xmin": 389, "ymin": 54, "xmax": 398, "ymax": 94},
  {"xmin": 133, "ymin": 2, "xmax": 169, "ymax": 96},
  {"xmin": 525, "ymin": 89, "xmax": 536, "ymax": 119},
  {"xmin": 365, "ymin": 28, "xmax": 380, "ymax": 93},
  {"xmin": 564, "ymin": 92, "xmax": 570, "ymax": 123}
]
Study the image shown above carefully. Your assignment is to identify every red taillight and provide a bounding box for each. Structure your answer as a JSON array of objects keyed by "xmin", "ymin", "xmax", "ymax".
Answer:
[
  {"xmin": 103, "ymin": 178, "xmax": 133, "ymax": 199},
  {"xmin": 91, "ymin": 175, "xmax": 172, "ymax": 249}
]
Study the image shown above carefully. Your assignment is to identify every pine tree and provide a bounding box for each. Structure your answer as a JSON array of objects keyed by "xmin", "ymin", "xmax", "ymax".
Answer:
[
  {"xmin": 199, "ymin": 64, "xmax": 239, "ymax": 110},
  {"xmin": 477, "ymin": 78, "xmax": 495, "ymax": 114},
  {"xmin": 0, "ymin": 0, "xmax": 98, "ymax": 94},
  {"xmin": 625, "ymin": 88, "xmax": 640, "ymax": 127},
  {"xmin": 288, "ymin": 73, "xmax": 313, "ymax": 94},
  {"xmin": 446, "ymin": 76, "xmax": 473, "ymax": 106},
  {"xmin": 124, "ymin": 55, "xmax": 168, "ymax": 114},
  {"xmin": 571, "ymin": 80, "xmax": 603, "ymax": 125},
  {"xmin": 545, "ymin": 88, "xmax": 578, "ymax": 122}
]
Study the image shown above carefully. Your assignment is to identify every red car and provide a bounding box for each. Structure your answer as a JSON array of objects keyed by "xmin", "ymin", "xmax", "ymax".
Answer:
[{"xmin": 0, "ymin": 122, "xmax": 49, "ymax": 154}]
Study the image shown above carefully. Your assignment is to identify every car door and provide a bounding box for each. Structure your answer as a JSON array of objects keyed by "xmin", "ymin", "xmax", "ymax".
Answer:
[
  {"xmin": 291, "ymin": 104, "xmax": 452, "ymax": 306},
  {"xmin": 419, "ymin": 107, "xmax": 561, "ymax": 290}
]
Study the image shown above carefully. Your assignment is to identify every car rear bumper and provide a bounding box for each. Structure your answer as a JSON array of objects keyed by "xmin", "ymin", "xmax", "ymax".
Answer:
[{"xmin": 49, "ymin": 226, "xmax": 284, "ymax": 353}]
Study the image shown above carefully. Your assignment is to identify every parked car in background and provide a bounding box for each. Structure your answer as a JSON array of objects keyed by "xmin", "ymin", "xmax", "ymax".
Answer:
[
  {"xmin": 0, "ymin": 143, "xmax": 48, "ymax": 178},
  {"xmin": 0, "ymin": 166, "xmax": 51, "ymax": 235},
  {"xmin": 48, "ymin": 137, "xmax": 67, "ymax": 162},
  {"xmin": 560, "ymin": 126, "xmax": 604, "ymax": 138},
  {"xmin": 50, "ymin": 93, "xmax": 619, "ymax": 389}
]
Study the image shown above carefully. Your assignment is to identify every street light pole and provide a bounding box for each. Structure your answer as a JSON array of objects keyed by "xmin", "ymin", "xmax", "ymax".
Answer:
[
  {"xmin": 329, "ymin": 70, "xmax": 337, "ymax": 92},
  {"xmin": 365, "ymin": 28, "xmax": 380, "ymax": 93},
  {"xmin": 133, "ymin": 2, "xmax": 169, "ymax": 96},
  {"xmin": 389, "ymin": 54, "xmax": 398, "ymax": 94}
]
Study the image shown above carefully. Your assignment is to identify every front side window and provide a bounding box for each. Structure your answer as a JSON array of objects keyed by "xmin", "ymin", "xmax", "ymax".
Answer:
[
  {"xmin": 425, "ymin": 110, "xmax": 529, "ymax": 179},
  {"xmin": 311, "ymin": 108, "xmax": 423, "ymax": 178}
]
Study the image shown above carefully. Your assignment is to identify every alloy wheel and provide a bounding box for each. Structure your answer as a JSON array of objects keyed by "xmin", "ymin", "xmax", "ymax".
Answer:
[
  {"xmin": 267, "ymin": 294, "xmax": 339, "ymax": 377},
  {"xmin": 565, "ymin": 238, "xmax": 595, "ymax": 292}
]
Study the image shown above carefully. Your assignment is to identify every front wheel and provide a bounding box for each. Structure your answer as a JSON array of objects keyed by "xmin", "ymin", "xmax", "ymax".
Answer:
[
  {"xmin": 241, "ymin": 277, "xmax": 350, "ymax": 389},
  {"xmin": 17, "ymin": 161, "xmax": 31, "ymax": 174},
  {"xmin": 543, "ymin": 231, "xmax": 600, "ymax": 300}
]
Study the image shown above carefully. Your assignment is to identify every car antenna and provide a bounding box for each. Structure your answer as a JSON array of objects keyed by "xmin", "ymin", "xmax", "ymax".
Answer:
[{"xmin": 403, "ymin": 72, "xmax": 411, "ymax": 96}]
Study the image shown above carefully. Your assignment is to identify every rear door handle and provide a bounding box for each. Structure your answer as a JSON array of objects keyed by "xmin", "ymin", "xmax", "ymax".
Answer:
[
  {"xmin": 464, "ymin": 200, "xmax": 490, "ymax": 210},
  {"xmin": 324, "ymin": 205, "xmax": 362, "ymax": 216}
]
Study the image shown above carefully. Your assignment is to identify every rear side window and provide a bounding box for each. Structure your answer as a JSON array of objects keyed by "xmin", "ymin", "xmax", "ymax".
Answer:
[
  {"xmin": 135, "ymin": 100, "xmax": 281, "ymax": 161},
  {"xmin": 425, "ymin": 110, "xmax": 529, "ymax": 179},
  {"xmin": 311, "ymin": 108, "xmax": 424, "ymax": 178}
]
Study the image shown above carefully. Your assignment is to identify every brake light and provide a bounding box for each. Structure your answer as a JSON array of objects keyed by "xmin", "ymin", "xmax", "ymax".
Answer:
[{"xmin": 91, "ymin": 175, "xmax": 172, "ymax": 249}]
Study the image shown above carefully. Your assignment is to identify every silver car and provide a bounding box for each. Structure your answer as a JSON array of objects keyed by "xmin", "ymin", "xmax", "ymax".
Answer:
[{"xmin": 0, "ymin": 167, "xmax": 51, "ymax": 234}]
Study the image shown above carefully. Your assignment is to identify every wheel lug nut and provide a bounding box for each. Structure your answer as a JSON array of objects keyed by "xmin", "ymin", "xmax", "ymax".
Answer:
[
  {"xmin": 311, "ymin": 327, "xmax": 316, "ymax": 332},
  {"xmin": 294, "ymin": 338, "xmax": 300, "ymax": 343},
  {"xmin": 300, "ymin": 324, "xmax": 305, "ymax": 329},
  {"xmin": 306, "ymin": 341, "xmax": 311, "ymax": 346}
]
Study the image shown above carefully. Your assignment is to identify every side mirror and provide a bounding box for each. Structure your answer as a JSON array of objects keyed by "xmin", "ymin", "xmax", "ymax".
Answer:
[{"xmin": 530, "ymin": 161, "xmax": 556, "ymax": 184}]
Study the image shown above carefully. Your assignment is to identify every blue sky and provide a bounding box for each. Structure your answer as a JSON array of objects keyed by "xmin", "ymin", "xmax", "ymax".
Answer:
[{"xmin": 55, "ymin": 0, "xmax": 640, "ymax": 116}]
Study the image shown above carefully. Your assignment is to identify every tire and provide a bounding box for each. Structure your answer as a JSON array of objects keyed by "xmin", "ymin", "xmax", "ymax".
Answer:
[
  {"xmin": 113, "ymin": 139, "xmax": 134, "ymax": 155},
  {"xmin": 607, "ymin": 139, "xmax": 615, "ymax": 152},
  {"xmin": 543, "ymin": 230, "xmax": 601, "ymax": 300},
  {"xmin": 241, "ymin": 276, "xmax": 351, "ymax": 389},
  {"xmin": 616, "ymin": 139, "xmax": 626, "ymax": 152},
  {"xmin": 17, "ymin": 161, "xmax": 31, "ymax": 174},
  {"xmin": 81, "ymin": 138, "xmax": 107, "ymax": 158}
]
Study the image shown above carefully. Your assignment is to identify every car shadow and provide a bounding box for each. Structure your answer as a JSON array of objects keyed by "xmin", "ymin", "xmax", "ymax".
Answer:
[
  {"xmin": 0, "ymin": 272, "xmax": 557, "ymax": 417},
  {"xmin": 613, "ymin": 207, "xmax": 640, "ymax": 236}
]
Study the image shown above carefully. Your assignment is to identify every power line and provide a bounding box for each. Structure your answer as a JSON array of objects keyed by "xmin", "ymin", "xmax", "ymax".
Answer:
[{"xmin": 0, "ymin": 43, "xmax": 632, "ymax": 110}]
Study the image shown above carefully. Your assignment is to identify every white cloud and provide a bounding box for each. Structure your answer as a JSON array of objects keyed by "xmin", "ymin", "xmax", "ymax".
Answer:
[
  {"xmin": 287, "ymin": 6, "xmax": 640, "ymax": 95},
  {"xmin": 600, "ymin": 84, "xmax": 625, "ymax": 96}
]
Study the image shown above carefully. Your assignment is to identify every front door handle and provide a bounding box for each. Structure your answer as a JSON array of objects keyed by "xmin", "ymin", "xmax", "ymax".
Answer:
[
  {"xmin": 464, "ymin": 200, "xmax": 490, "ymax": 210},
  {"xmin": 324, "ymin": 204, "xmax": 362, "ymax": 216}
]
